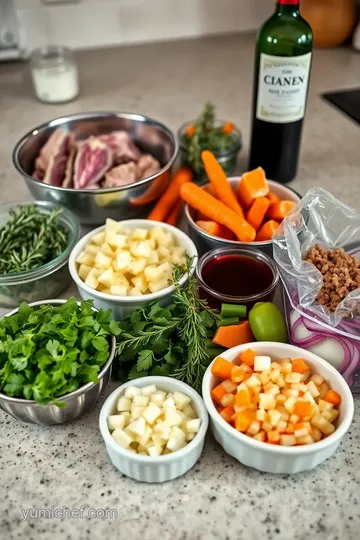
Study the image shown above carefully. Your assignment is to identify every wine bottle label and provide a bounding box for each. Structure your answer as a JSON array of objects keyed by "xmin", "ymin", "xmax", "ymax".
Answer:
[{"xmin": 256, "ymin": 52, "xmax": 312, "ymax": 123}]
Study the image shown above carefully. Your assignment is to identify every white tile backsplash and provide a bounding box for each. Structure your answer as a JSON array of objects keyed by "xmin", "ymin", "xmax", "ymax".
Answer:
[{"xmin": 16, "ymin": 0, "xmax": 273, "ymax": 52}]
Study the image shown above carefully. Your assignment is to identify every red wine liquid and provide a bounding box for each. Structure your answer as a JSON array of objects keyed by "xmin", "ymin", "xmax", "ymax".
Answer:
[{"xmin": 201, "ymin": 254, "xmax": 273, "ymax": 297}]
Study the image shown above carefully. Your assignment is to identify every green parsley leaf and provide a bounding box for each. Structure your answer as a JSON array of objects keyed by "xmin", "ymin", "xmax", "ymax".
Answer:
[{"xmin": 136, "ymin": 350, "xmax": 154, "ymax": 372}]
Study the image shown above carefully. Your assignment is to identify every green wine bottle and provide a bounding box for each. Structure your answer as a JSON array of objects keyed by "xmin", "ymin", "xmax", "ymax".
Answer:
[{"xmin": 249, "ymin": 0, "xmax": 313, "ymax": 183}]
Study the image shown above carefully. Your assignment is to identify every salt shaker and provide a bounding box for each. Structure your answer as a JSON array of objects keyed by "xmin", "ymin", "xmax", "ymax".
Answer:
[{"xmin": 30, "ymin": 46, "xmax": 80, "ymax": 104}]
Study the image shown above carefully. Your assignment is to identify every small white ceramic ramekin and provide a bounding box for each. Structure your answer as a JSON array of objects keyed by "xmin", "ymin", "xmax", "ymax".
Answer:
[
  {"xmin": 99, "ymin": 376, "xmax": 208, "ymax": 483},
  {"xmin": 202, "ymin": 342, "xmax": 354, "ymax": 474},
  {"xmin": 69, "ymin": 219, "xmax": 198, "ymax": 320}
]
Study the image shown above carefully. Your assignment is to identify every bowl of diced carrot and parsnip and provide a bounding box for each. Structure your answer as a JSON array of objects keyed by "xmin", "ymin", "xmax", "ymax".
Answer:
[
  {"xmin": 183, "ymin": 155, "xmax": 301, "ymax": 256},
  {"xmin": 202, "ymin": 342, "xmax": 354, "ymax": 474}
]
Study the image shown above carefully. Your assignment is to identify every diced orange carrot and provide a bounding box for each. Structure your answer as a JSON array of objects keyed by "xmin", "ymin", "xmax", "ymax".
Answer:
[
  {"xmin": 220, "ymin": 406, "xmax": 234, "ymax": 423},
  {"xmin": 266, "ymin": 192, "xmax": 280, "ymax": 204},
  {"xmin": 222, "ymin": 122, "xmax": 234, "ymax": 135},
  {"xmin": 323, "ymin": 389, "xmax": 342, "ymax": 407},
  {"xmin": 234, "ymin": 411, "xmax": 254, "ymax": 432},
  {"xmin": 267, "ymin": 200, "xmax": 296, "ymax": 220},
  {"xmin": 239, "ymin": 348, "xmax": 255, "ymax": 367},
  {"xmin": 255, "ymin": 220, "xmax": 280, "ymax": 242},
  {"xmin": 231, "ymin": 366, "xmax": 245, "ymax": 383},
  {"xmin": 195, "ymin": 220, "xmax": 234, "ymax": 240},
  {"xmin": 237, "ymin": 167, "xmax": 269, "ymax": 208},
  {"xmin": 246, "ymin": 196, "xmax": 270, "ymax": 231},
  {"xmin": 235, "ymin": 388, "xmax": 251, "ymax": 407},
  {"xmin": 211, "ymin": 357, "xmax": 233, "ymax": 379},
  {"xmin": 217, "ymin": 405, "xmax": 224, "ymax": 414},
  {"xmin": 284, "ymin": 423, "xmax": 294, "ymax": 434},
  {"xmin": 212, "ymin": 321, "xmax": 254, "ymax": 349},
  {"xmin": 211, "ymin": 384, "xmax": 226, "ymax": 405},
  {"xmin": 292, "ymin": 358, "xmax": 310, "ymax": 374},
  {"xmin": 294, "ymin": 401, "xmax": 313, "ymax": 417}
]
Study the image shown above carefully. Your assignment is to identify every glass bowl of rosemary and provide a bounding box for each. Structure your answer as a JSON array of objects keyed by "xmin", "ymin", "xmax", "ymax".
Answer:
[{"xmin": 0, "ymin": 201, "xmax": 79, "ymax": 307}]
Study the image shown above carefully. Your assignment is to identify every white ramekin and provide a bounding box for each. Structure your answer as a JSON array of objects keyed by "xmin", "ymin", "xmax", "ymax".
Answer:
[
  {"xmin": 202, "ymin": 342, "xmax": 354, "ymax": 474},
  {"xmin": 69, "ymin": 219, "xmax": 198, "ymax": 320},
  {"xmin": 99, "ymin": 376, "xmax": 209, "ymax": 483}
]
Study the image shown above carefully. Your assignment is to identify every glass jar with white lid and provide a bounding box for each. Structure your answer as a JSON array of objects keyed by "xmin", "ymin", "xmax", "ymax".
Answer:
[{"xmin": 30, "ymin": 45, "xmax": 80, "ymax": 104}]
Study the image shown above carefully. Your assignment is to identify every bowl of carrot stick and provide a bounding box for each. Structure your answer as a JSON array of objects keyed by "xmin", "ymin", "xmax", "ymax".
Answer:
[{"xmin": 182, "ymin": 151, "xmax": 301, "ymax": 256}]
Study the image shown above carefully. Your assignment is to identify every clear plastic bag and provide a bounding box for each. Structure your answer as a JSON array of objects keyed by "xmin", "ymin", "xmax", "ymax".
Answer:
[{"xmin": 273, "ymin": 187, "xmax": 360, "ymax": 329}]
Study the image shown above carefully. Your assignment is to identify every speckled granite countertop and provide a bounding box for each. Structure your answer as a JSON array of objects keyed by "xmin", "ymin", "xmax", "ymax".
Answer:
[{"xmin": 0, "ymin": 33, "xmax": 359, "ymax": 540}]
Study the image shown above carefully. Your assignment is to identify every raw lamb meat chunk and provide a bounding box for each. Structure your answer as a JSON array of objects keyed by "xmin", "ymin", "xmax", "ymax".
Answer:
[
  {"xmin": 100, "ymin": 131, "xmax": 140, "ymax": 165},
  {"xmin": 35, "ymin": 128, "xmax": 66, "ymax": 173},
  {"xmin": 136, "ymin": 154, "xmax": 161, "ymax": 180},
  {"xmin": 104, "ymin": 162, "xmax": 138, "ymax": 188},
  {"xmin": 74, "ymin": 137, "xmax": 113, "ymax": 189},
  {"xmin": 43, "ymin": 132, "xmax": 73, "ymax": 187},
  {"xmin": 62, "ymin": 144, "xmax": 77, "ymax": 188}
]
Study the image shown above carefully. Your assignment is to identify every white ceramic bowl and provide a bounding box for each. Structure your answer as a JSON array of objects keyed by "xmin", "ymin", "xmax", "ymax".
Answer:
[
  {"xmin": 202, "ymin": 342, "xmax": 354, "ymax": 474},
  {"xmin": 99, "ymin": 376, "xmax": 209, "ymax": 483},
  {"xmin": 69, "ymin": 219, "xmax": 198, "ymax": 320}
]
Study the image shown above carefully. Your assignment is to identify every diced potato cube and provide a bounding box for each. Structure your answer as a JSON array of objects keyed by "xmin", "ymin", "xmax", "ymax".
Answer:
[
  {"xmin": 310, "ymin": 373, "xmax": 325, "ymax": 386},
  {"xmin": 221, "ymin": 380, "xmax": 237, "ymax": 393},
  {"xmin": 107, "ymin": 415, "xmax": 126, "ymax": 431},
  {"xmin": 84, "ymin": 244, "xmax": 100, "ymax": 256},
  {"xmin": 105, "ymin": 218, "xmax": 122, "ymax": 234},
  {"xmin": 280, "ymin": 361, "xmax": 292, "ymax": 374},
  {"xmin": 280, "ymin": 434, "xmax": 297, "ymax": 446},
  {"xmin": 143, "ymin": 403, "xmax": 162, "ymax": 425},
  {"xmin": 246, "ymin": 420, "xmax": 261, "ymax": 436},
  {"xmin": 117, "ymin": 396, "xmax": 132, "ymax": 412},
  {"xmin": 131, "ymin": 228, "xmax": 148, "ymax": 241},
  {"xmin": 284, "ymin": 397, "xmax": 296, "ymax": 414},
  {"xmin": 311, "ymin": 426, "xmax": 322, "ymax": 442},
  {"xmin": 221, "ymin": 394, "xmax": 235, "ymax": 407},
  {"xmin": 147, "ymin": 445, "xmax": 163, "ymax": 457},
  {"xmin": 148, "ymin": 251, "xmax": 159, "ymax": 265},
  {"xmin": 303, "ymin": 391, "xmax": 315, "ymax": 403},
  {"xmin": 131, "ymin": 406, "xmax": 145, "ymax": 420},
  {"xmin": 268, "ymin": 409, "xmax": 281, "ymax": 427},
  {"xmin": 161, "ymin": 232, "xmax": 174, "ymax": 248},
  {"xmin": 276, "ymin": 374, "xmax": 285, "ymax": 388},
  {"xmin": 131, "ymin": 273, "xmax": 148, "ymax": 293},
  {"xmin": 150, "ymin": 226, "xmax": 166, "ymax": 245},
  {"xmin": 283, "ymin": 388, "xmax": 299, "ymax": 398},
  {"xmin": 133, "ymin": 395, "xmax": 149, "ymax": 407},
  {"xmin": 263, "ymin": 382, "xmax": 280, "ymax": 396},
  {"xmin": 185, "ymin": 418, "xmax": 201, "ymax": 434},
  {"xmin": 92, "ymin": 231, "xmax": 106, "ymax": 246},
  {"xmin": 254, "ymin": 356, "xmax": 271, "ymax": 372},
  {"xmin": 95, "ymin": 251, "xmax": 113, "ymax": 269},
  {"xmin": 141, "ymin": 384, "xmax": 157, "ymax": 396},
  {"xmin": 259, "ymin": 370, "xmax": 271, "ymax": 385},
  {"xmin": 318, "ymin": 382, "xmax": 330, "ymax": 398},
  {"xmin": 129, "ymin": 258, "xmax": 147, "ymax": 275},
  {"xmin": 256, "ymin": 409, "xmax": 266, "ymax": 422},
  {"xmin": 85, "ymin": 273, "xmax": 99, "ymax": 290},
  {"xmin": 171, "ymin": 247, "xmax": 186, "ymax": 265},
  {"xmin": 124, "ymin": 386, "xmax": 141, "ymax": 399},
  {"xmin": 294, "ymin": 426, "xmax": 310, "ymax": 438},
  {"xmin": 107, "ymin": 232, "xmax": 128, "ymax": 250},
  {"xmin": 253, "ymin": 431, "xmax": 266, "ymax": 442},
  {"xmin": 306, "ymin": 381, "xmax": 320, "ymax": 398},
  {"xmin": 144, "ymin": 265, "xmax": 164, "ymax": 282},
  {"xmin": 166, "ymin": 427, "xmax": 186, "ymax": 452},
  {"xmin": 130, "ymin": 241, "xmax": 152, "ymax": 259},
  {"xmin": 98, "ymin": 267, "xmax": 115, "ymax": 288},
  {"xmin": 128, "ymin": 287, "xmax": 142, "ymax": 297},
  {"xmin": 148, "ymin": 278, "xmax": 169, "ymax": 293},
  {"xmin": 114, "ymin": 250, "xmax": 132, "ymax": 272},
  {"xmin": 153, "ymin": 421, "xmax": 171, "ymax": 441},
  {"xmin": 150, "ymin": 392, "xmax": 166, "ymax": 407},
  {"xmin": 186, "ymin": 432, "xmax": 196, "ymax": 442},
  {"xmin": 151, "ymin": 433, "xmax": 166, "ymax": 449},
  {"xmin": 246, "ymin": 374, "xmax": 261, "ymax": 388},
  {"xmin": 259, "ymin": 393, "xmax": 275, "ymax": 410},
  {"xmin": 101, "ymin": 242, "xmax": 114, "ymax": 257},
  {"xmin": 172, "ymin": 391, "xmax": 192, "ymax": 410},
  {"xmin": 163, "ymin": 397, "xmax": 176, "ymax": 409},
  {"xmin": 318, "ymin": 399, "xmax": 333, "ymax": 412},
  {"xmin": 325, "ymin": 409, "xmax": 339, "ymax": 423},
  {"xmin": 277, "ymin": 420, "xmax": 287, "ymax": 432},
  {"xmin": 289, "ymin": 414, "xmax": 300, "ymax": 424},
  {"xmin": 112, "ymin": 428, "xmax": 133, "ymax": 448},
  {"xmin": 262, "ymin": 421, "xmax": 273, "ymax": 432},
  {"xmin": 164, "ymin": 408, "xmax": 183, "ymax": 427},
  {"xmin": 76, "ymin": 251, "xmax": 95, "ymax": 266},
  {"xmin": 285, "ymin": 372, "xmax": 302, "ymax": 384},
  {"xmin": 182, "ymin": 404, "xmax": 197, "ymax": 419},
  {"xmin": 296, "ymin": 434, "xmax": 314, "ymax": 445},
  {"xmin": 78, "ymin": 264, "xmax": 92, "ymax": 281},
  {"xmin": 113, "ymin": 272, "xmax": 129, "ymax": 287},
  {"xmin": 138, "ymin": 426, "xmax": 153, "ymax": 447},
  {"xmin": 157, "ymin": 246, "xmax": 170, "ymax": 260},
  {"xmin": 127, "ymin": 417, "xmax": 146, "ymax": 436},
  {"xmin": 267, "ymin": 430, "xmax": 280, "ymax": 443},
  {"xmin": 110, "ymin": 285, "xmax": 128, "ymax": 296},
  {"xmin": 270, "ymin": 370, "xmax": 281, "ymax": 383}
]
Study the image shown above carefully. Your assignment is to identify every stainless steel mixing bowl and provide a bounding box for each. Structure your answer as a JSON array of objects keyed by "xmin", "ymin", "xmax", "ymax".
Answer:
[
  {"xmin": 0, "ymin": 299, "xmax": 116, "ymax": 425},
  {"xmin": 13, "ymin": 112, "xmax": 178, "ymax": 225}
]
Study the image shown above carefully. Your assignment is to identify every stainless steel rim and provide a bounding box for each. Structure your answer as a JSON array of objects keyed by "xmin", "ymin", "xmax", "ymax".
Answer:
[
  {"xmin": 12, "ymin": 111, "xmax": 179, "ymax": 194},
  {"xmin": 0, "ymin": 299, "xmax": 116, "ymax": 404}
]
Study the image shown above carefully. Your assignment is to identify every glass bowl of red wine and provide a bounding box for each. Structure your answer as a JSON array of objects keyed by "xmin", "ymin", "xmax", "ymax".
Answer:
[{"xmin": 196, "ymin": 246, "xmax": 279, "ymax": 311}]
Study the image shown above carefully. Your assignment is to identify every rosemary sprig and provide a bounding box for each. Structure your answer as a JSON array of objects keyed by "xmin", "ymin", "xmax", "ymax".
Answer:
[{"xmin": 0, "ymin": 204, "xmax": 68, "ymax": 274}]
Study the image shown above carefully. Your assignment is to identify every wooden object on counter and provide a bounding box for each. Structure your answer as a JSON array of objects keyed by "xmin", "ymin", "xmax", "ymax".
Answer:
[{"xmin": 301, "ymin": 0, "xmax": 356, "ymax": 48}]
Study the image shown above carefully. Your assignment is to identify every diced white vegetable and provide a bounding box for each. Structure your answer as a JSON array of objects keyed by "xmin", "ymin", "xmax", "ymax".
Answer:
[
  {"xmin": 127, "ymin": 417, "xmax": 146, "ymax": 436},
  {"xmin": 117, "ymin": 396, "xmax": 131, "ymax": 412},
  {"xmin": 107, "ymin": 233, "xmax": 127, "ymax": 249},
  {"xmin": 133, "ymin": 395, "xmax": 149, "ymax": 407},
  {"xmin": 131, "ymin": 406, "xmax": 145, "ymax": 420},
  {"xmin": 143, "ymin": 403, "xmax": 162, "ymax": 425},
  {"xmin": 85, "ymin": 274, "xmax": 99, "ymax": 290},
  {"xmin": 138, "ymin": 426, "xmax": 153, "ymax": 447},
  {"xmin": 172, "ymin": 391, "xmax": 192, "ymax": 410},
  {"xmin": 125, "ymin": 386, "xmax": 141, "ymax": 399},
  {"xmin": 130, "ymin": 240, "xmax": 152, "ymax": 259},
  {"xmin": 112, "ymin": 428, "xmax": 133, "ymax": 448},
  {"xmin": 101, "ymin": 242, "xmax": 114, "ymax": 257},
  {"xmin": 131, "ymin": 228, "xmax": 148, "ymax": 241},
  {"xmin": 153, "ymin": 421, "xmax": 171, "ymax": 441},
  {"xmin": 110, "ymin": 285, "xmax": 128, "ymax": 296},
  {"xmin": 147, "ymin": 445, "xmax": 162, "ymax": 457},
  {"xmin": 84, "ymin": 244, "xmax": 100, "ymax": 256},
  {"xmin": 77, "ymin": 252, "xmax": 95, "ymax": 266},
  {"xmin": 306, "ymin": 381, "xmax": 320, "ymax": 398},
  {"xmin": 129, "ymin": 258, "xmax": 147, "ymax": 275},
  {"xmin": 164, "ymin": 408, "xmax": 183, "ymax": 427},
  {"xmin": 166, "ymin": 427, "xmax": 186, "ymax": 452},
  {"xmin": 98, "ymin": 267, "xmax": 115, "ymax": 288},
  {"xmin": 185, "ymin": 418, "xmax": 201, "ymax": 433},
  {"xmin": 285, "ymin": 373, "xmax": 302, "ymax": 384},
  {"xmin": 107, "ymin": 415, "xmax": 126, "ymax": 431},
  {"xmin": 114, "ymin": 250, "xmax": 132, "ymax": 272},
  {"xmin": 259, "ymin": 393, "xmax": 275, "ymax": 410},
  {"xmin": 141, "ymin": 384, "xmax": 158, "ymax": 396},
  {"xmin": 163, "ymin": 397, "xmax": 176, "ymax": 409},
  {"xmin": 182, "ymin": 404, "xmax": 197, "ymax": 419},
  {"xmin": 150, "ymin": 392, "xmax": 166, "ymax": 406},
  {"xmin": 105, "ymin": 218, "xmax": 122, "ymax": 234},
  {"xmin": 131, "ymin": 273, "xmax": 148, "ymax": 293},
  {"xmin": 92, "ymin": 231, "xmax": 106, "ymax": 246},
  {"xmin": 254, "ymin": 356, "xmax": 271, "ymax": 372}
]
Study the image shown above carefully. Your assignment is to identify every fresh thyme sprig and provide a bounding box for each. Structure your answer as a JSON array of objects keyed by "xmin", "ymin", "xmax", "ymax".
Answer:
[{"xmin": 0, "ymin": 204, "xmax": 68, "ymax": 274}]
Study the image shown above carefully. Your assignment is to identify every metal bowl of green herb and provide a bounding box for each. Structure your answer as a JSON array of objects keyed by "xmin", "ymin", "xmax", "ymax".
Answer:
[
  {"xmin": 0, "ymin": 298, "xmax": 118, "ymax": 425},
  {"xmin": 178, "ymin": 103, "xmax": 242, "ymax": 181},
  {"xmin": 0, "ymin": 201, "xmax": 79, "ymax": 308}
]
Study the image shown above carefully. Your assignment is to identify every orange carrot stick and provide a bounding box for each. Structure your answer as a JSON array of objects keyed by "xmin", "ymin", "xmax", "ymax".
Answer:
[
  {"xmin": 166, "ymin": 200, "xmax": 184, "ymax": 226},
  {"xmin": 246, "ymin": 196, "xmax": 270, "ymax": 231},
  {"xmin": 238, "ymin": 167, "xmax": 269, "ymax": 208},
  {"xmin": 148, "ymin": 167, "xmax": 193, "ymax": 222},
  {"xmin": 180, "ymin": 182, "xmax": 256, "ymax": 242},
  {"xmin": 195, "ymin": 220, "xmax": 234, "ymax": 240},
  {"xmin": 201, "ymin": 150, "xmax": 244, "ymax": 217},
  {"xmin": 267, "ymin": 200, "xmax": 296, "ymax": 221},
  {"xmin": 255, "ymin": 220, "xmax": 279, "ymax": 242},
  {"xmin": 212, "ymin": 321, "xmax": 255, "ymax": 349}
]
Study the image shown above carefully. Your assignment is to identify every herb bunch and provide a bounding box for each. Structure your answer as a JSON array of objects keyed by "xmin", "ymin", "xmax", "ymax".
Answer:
[
  {"xmin": 184, "ymin": 102, "xmax": 236, "ymax": 174},
  {"xmin": 0, "ymin": 297, "xmax": 119, "ymax": 406},
  {"xmin": 115, "ymin": 257, "xmax": 224, "ymax": 392},
  {"xmin": 0, "ymin": 204, "xmax": 68, "ymax": 274}
]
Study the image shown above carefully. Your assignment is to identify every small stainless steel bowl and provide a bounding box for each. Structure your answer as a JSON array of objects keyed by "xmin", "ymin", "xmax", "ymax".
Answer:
[
  {"xmin": 13, "ymin": 112, "xmax": 178, "ymax": 225},
  {"xmin": 184, "ymin": 177, "xmax": 301, "ymax": 256},
  {"xmin": 0, "ymin": 299, "xmax": 116, "ymax": 425}
]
